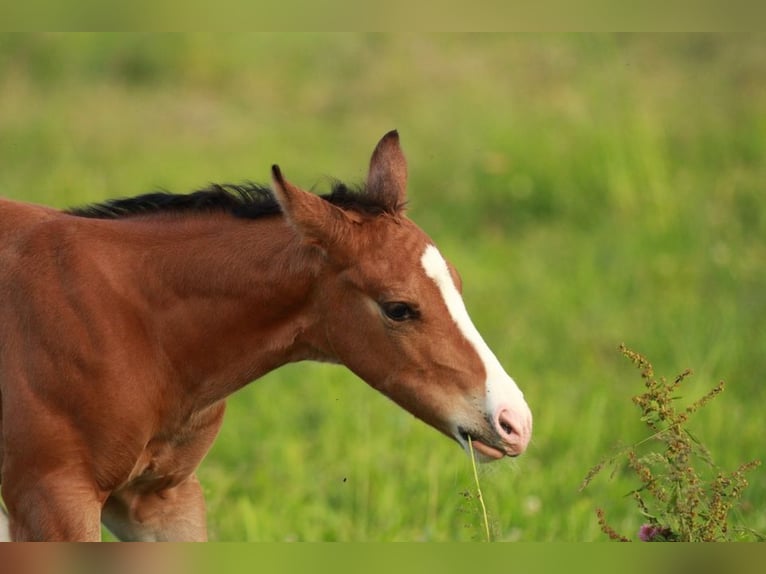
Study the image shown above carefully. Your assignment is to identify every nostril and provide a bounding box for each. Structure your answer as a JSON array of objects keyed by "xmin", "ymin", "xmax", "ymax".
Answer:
[
  {"xmin": 494, "ymin": 406, "xmax": 532, "ymax": 455},
  {"xmin": 496, "ymin": 409, "xmax": 523, "ymax": 441}
]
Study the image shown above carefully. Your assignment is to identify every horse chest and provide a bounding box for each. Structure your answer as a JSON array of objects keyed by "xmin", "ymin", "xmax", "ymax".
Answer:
[{"xmin": 119, "ymin": 402, "xmax": 226, "ymax": 495}]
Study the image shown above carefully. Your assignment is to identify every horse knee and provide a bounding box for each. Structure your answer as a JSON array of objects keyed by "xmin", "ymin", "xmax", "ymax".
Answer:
[{"xmin": 103, "ymin": 476, "xmax": 208, "ymax": 542}]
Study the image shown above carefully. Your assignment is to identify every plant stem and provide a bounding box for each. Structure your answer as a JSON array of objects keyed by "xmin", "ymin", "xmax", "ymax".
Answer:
[{"xmin": 468, "ymin": 437, "xmax": 492, "ymax": 542}]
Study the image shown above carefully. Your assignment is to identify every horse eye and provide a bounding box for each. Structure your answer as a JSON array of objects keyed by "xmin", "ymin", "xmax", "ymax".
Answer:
[{"xmin": 381, "ymin": 302, "xmax": 418, "ymax": 322}]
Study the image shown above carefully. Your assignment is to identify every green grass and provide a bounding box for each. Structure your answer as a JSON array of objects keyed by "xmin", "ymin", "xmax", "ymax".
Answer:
[{"xmin": 1, "ymin": 34, "xmax": 763, "ymax": 541}]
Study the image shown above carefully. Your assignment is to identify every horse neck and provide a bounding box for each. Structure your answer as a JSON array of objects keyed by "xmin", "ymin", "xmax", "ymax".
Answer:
[{"xmin": 127, "ymin": 213, "xmax": 331, "ymax": 403}]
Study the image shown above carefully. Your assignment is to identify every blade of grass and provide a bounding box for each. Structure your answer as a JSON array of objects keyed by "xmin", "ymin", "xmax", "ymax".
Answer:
[{"xmin": 468, "ymin": 437, "xmax": 491, "ymax": 542}]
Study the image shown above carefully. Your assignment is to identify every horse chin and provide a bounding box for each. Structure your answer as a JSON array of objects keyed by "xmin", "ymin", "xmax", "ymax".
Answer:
[
  {"xmin": 469, "ymin": 439, "xmax": 505, "ymax": 461},
  {"xmin": 456, "ymin": 427, "xmax": 506, "ymax": 461}
]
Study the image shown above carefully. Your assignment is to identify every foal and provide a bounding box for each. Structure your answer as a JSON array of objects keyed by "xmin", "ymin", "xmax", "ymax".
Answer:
[{"xmin": 0, "ymin": 131, "xmax": 532, "ymax": 541}]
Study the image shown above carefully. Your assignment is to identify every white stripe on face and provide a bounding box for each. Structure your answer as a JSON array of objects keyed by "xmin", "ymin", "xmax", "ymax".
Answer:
[{"xmin": 420, "ymin": 245, "xmax": 527, "ymax": 417}]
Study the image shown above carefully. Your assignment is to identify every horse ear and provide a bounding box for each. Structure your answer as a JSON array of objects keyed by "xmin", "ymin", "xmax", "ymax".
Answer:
[
  {"xmin": 271, "ymin": 165, "xmax": 348, "ymax": 248},
  {"xmin": 366, "ymin": 130, "xmax": 407, "ymax": 213}
]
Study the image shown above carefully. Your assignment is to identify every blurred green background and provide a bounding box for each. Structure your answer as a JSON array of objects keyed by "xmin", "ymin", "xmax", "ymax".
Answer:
[{"xmin": 1, "ymin": 34, "xmax": 763, "ymax": 541}]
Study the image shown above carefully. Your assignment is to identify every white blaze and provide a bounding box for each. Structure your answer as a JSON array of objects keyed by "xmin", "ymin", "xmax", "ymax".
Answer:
[{"xmin": 420, "ymin": 245, "xmax": 527, "ymax": 418}]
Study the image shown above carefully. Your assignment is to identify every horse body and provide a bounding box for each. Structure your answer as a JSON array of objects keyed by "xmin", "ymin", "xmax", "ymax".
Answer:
[
  {"xmin": 0, "ymin": 207, "xmax": 324, "ymax": 540},
  {"xmin": 0, "ymin": 132, "xmax": 532, "ymax": 541}
]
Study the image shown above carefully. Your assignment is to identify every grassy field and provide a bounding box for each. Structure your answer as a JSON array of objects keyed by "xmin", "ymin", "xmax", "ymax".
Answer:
[{"xmin": 1, "ymin": 34, "xmax": 763, "ymax": 541}]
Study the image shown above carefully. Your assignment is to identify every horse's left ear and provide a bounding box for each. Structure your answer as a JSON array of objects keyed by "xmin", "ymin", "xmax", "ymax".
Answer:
[
  {"xmin": 366, "ymin": 130, "xmax": 407, "ymax": 214},
  {"xmin": 271, "ymin": 165, "xmax": 349, "ymax": 248}
]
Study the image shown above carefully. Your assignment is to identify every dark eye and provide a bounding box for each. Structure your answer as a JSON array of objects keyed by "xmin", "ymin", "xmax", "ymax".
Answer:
[{"xmin": 381, "ymin": 301, "xmax": 419, "ymax": 322}]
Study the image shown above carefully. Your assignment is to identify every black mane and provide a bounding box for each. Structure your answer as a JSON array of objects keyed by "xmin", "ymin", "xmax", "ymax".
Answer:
[{"xmin": 66, "ymin": 181, "xmax": 389, "ymax": 220}]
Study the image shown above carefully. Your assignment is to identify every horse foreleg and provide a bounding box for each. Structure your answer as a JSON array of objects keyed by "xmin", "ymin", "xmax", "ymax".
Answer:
[
  {"xmin": 102, "ymin": 474, "xmax": 208, "ymax": 542},
  {"xmin": 0, "ymin": 504, "xmax": 10, "ymax": 542},
  {"xmin": 2, "ymin": 473, "xmax": 103, "ymax": 541}
]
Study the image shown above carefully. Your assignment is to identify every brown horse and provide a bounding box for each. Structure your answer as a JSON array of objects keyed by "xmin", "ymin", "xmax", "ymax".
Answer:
[{"xmin": 0, "ymin": 131, "xmax": 532, "ymax": 541}]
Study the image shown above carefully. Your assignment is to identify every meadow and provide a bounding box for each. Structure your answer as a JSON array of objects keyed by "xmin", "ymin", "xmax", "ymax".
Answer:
[{"xmin": 0, "ymin": 34, "xmax": 763, "ymax": 541}]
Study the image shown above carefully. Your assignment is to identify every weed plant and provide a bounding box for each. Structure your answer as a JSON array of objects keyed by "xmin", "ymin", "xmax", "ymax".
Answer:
[{"xmin": 581, "ymin": 345, "xmax": 761, "ymax": 541}]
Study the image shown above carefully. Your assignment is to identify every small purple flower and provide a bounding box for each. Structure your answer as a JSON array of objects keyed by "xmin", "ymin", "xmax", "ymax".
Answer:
[{"xmin": 638, "ymin": 523, "xmax": 674, "ymax": 542}]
